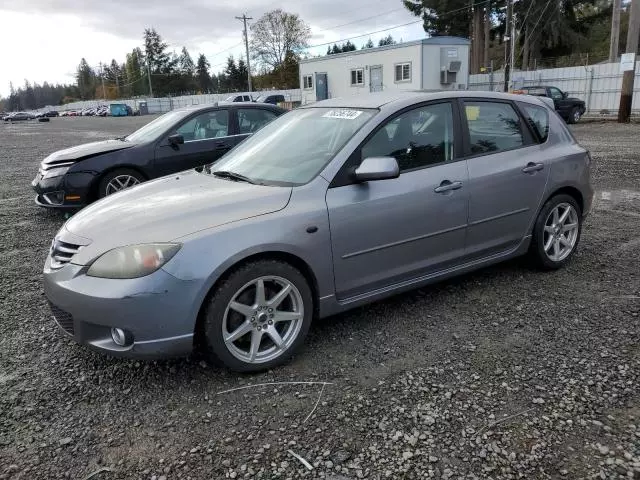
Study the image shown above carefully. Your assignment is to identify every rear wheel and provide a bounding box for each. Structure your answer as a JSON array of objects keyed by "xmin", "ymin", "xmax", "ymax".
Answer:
[
  {"xmin": 568, "ymin": 107, "xmax": 581, "ymax": 124},
  {"xmin": 201, "ymin": 260, "xmax": 313, "ymax": 372},
  {"xmin": 98, "ymin": 168, "xmax": 144, "ymax": 198},
  {"xmin": 529, "ymin": 194, "xmax": 582, "ymax": 270}
]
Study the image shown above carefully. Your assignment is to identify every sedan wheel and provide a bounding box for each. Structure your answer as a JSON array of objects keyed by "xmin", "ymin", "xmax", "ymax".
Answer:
[
  {"xmin": 530, "ymin": 194, "xmax": 582, "ymax": 269},
  {"xmin": 202, "ymin": 260, "xmax": 313, "ymax": 372},
  {"xmin": 98, "ymin": 169, "xmax": 145, "ymax": 199},
  {"xmin": 105, "ymin": 175, "xmax": 141, "ymax": 195}
]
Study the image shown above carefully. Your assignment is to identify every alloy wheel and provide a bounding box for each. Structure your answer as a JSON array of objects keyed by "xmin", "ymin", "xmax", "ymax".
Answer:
[
  {"xmin": 105, "ymin": 175, "xmax": 140, "ymax": 195},
  {"xmin": 543, "ymin": 202, "xmax": 579, "ymax": 262},
  {"xmin": 222, "ymin": 276, "xmax": 304, "ymax": 364}
]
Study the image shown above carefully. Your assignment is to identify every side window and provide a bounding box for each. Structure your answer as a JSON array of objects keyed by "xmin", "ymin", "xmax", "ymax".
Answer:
[
  {"xmin": 361, "ymin": 102, "xmax": 454, "ymax": 171},
  {"xmin": 520, "ymin": 103, "xmax": 549, "ymax": 143},
  {"xmin": 549, "ymin": 87, "xmax": 563, "ymax": 100},
  {"xmin": 238, "ymin": 108, "xmax": 278, "ymax": 134},
  {"xmin": 463, "ymin": 101, "xmax": 523, "ymax": 154},
  {"xmin": 176, "ymin": 110, "xmax": 229, "ymax": 141}
]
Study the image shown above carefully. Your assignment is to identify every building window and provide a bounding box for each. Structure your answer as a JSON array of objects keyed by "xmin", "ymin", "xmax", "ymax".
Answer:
[
  {"xmin": 350, "ymin": 68, "xmax": 364, "ymax": 86},
  {"xmin": 303, "ymin": 75, "xmax": 313, "ymax": 90},
  {"xmin": 394, "ymin": 62, "xmax": 411, "ymax": 82}
]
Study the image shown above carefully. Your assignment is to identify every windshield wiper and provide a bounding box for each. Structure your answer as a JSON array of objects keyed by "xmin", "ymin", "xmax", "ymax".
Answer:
[
  {"xmin": 213, "ymin": 170, "xmax": 256, "ymax": 184},
  {"xmin": 114, "ymin": 136, "xmax": 127, "ymax": 141}
]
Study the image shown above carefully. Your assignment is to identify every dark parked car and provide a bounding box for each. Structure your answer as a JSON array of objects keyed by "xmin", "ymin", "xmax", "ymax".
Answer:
[
  {"xmin": 225, "ymin": 94, "xmax": 253, "ymax": 102},
  {"xmin": 32, "ymin": 102, "xmax": 286, "ymax": 209},
  {"xmin": 35, "ymin": 110, "xmax": 59, "ymax": 118},
  {"xmin": 514, "ymin": 86, "xmax": 586, "ymax": 124},
  {"xmin": 4, "ymin": 112, "xmax": 35, "ymax": 121},
  {"xmin": 256, "ymin": 94, "xmax": 285, "ymax": 105}
]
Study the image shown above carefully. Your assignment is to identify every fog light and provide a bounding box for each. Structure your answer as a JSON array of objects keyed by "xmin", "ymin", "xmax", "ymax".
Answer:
[{"xmin": 111, "ymin": 327, "xmax": 128, "ymax": 346}]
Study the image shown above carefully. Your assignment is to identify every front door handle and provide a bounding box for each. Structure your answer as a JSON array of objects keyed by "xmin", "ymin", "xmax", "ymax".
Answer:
[
  {"xmin": 214, "ymin": 141, "xmax": 229, "ymax": 150},
  {"xmin": 434, "ymin": 180, "xmax": 463, "ymax": 193},
  {"xmin": 522, "ymin": 162, "xmax": 544, "ymax": 173}
]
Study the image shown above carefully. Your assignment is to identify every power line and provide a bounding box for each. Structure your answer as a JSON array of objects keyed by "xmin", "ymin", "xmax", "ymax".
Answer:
[{"xmin": 515, "ymin": 0, "xmax": 554, "ymax": 66}]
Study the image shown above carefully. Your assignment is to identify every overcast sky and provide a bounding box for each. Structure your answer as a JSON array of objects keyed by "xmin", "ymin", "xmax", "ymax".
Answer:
[{"xmin": 0, "ymin": 0, "xmax": 426, "ymax": 97}]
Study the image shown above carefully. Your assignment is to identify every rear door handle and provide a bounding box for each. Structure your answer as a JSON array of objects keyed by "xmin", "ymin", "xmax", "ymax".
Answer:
[
  {"xmin": 434, "ymin": 180, "xmax": 463, "ymax": 193},
  {"xmin": 522, "ymin": 162, "xmax": 544, "ymax": 173}
]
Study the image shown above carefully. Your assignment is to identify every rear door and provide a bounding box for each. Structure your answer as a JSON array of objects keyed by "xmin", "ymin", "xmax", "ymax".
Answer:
[
  {"xmin": 461, "ymin": 99, "xmax": 549, "ymax": 259},
  {"xmin": 234, "ymin": 106, "xmax": 282, "ymax": 143},
  {"xmin": 153, "ymin": 108, "xmax": 233, "ymax": 177}
]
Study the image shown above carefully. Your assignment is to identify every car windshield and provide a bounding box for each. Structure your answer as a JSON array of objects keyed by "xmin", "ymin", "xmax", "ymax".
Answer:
[
  {"xmin": 211, "ymin": 107, "xmax": 376, "ymax": 186},
  {"xmin": 225, "ymin": 95, "xmax": 238, "ymax": 102},
  {"xmin": 125, "ymin": 110, "xmax": 191, "ymax": 143},
  {"xmin": 256, "ymin": 96, "xmax": 266, "ymax": 102}
]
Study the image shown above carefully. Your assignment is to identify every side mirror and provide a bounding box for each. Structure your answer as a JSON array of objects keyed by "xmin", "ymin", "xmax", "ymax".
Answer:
[
  {"xmin": 562, "ymin": 91, "xmax": 568, "ymax": 99},
  {"xmin": 168, "ymin": 133, "xmax": 184, "ymax": 146},
  {"xmin": 354, "ymin": 157, "xmax": 400, "ymax": 182}
]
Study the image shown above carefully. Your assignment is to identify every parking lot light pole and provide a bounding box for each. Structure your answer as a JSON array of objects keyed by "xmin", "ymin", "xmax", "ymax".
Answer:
[
  {"xmin": 618, "ymin": 0, "xmax": 639, "ymax": 123},
  {"xmin": 146, "ymin": 61, "xmax": 154, "ymax": 98},
  {"xmin": 236, "ymin": 14, "xmax": 253, "ymax": 93}
]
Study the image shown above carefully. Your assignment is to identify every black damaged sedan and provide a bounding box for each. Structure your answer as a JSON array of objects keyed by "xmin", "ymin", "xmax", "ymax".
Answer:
[{"xmin": 32, "ymin": 102, "xmax": 285, "ymax": 209}]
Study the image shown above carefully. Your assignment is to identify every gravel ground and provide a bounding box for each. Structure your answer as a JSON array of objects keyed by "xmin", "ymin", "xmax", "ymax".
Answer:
[{"xmin": 0, "ymin": 117, "xmax": 639, "ymax": 480}]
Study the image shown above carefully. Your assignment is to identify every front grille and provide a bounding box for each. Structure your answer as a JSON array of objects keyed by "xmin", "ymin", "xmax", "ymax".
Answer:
[
  {"xmin": 49, "ymin": 302, "xmax": 74, "ymax": 335},
  {"xmin": 50, "ymin": 239, "xmax": 81, "ymax": 269}
]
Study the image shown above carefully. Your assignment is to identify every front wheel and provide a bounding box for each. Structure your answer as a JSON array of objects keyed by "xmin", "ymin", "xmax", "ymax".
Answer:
[
  {"xmin": 201, "ymin": 260, "xmax": 313, "ymax": 372},
  {"xmin": 98, "ymin": 168, "xmax": 144, "ymax": 198},
  {"xmin": 529, "ymin": 194, "xmax": 582, "ymax": 270}
]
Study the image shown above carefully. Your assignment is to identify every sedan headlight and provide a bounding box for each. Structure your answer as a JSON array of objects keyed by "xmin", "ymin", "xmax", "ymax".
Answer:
[
  {"xmin": 41, "ymin": 166, "xmax": 71, "ymax": 179},
  {"xmin": 87, "ymin": 244, "xmax": 181, "ymax": 279}
]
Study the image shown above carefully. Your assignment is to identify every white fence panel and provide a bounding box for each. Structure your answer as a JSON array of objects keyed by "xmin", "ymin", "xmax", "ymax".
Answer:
[{"xmin": 469, "ymin": 61, "xmax": 640, "ymax": 115}]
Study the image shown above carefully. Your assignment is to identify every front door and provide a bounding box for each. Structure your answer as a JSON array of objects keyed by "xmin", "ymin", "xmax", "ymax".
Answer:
[
  {"xmin": 548, "ymin": 87, "xmax": 570, "ymax": 116},
  {"xmin": 154, "ymin": 109, "xmax": 233, "ymax": 177},
  {"xmin": 326, "ymin": 101, "xmax": 468, "ymax": 299},
  {"xmin": 370, "ymin": 66, "xmax": 383, "ymax": 92},
  {"xmin": 315, "ymin": 73, "xmax": 328, "ymax": 101},
  {"xmin": 461, "ymin": 99, "xmax": 549, "ymax": 259}
]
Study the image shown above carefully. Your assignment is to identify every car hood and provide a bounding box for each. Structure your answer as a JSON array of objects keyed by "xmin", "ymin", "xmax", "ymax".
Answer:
[
  {"xmin": 41, "ymin": 140, "xmax": 134, "ymax": 167},
  {"xmin": 63, "ymin": 170, "xmax": 292, "ymax": 265},
  {"xmin": 567, "ymin": 97, "xmax": 584, "ymax": 104}
]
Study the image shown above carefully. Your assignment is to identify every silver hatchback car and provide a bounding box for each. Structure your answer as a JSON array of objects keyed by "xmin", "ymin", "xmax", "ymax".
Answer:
[{"xmin": 43, "ymin": 91, "xmax": 593, "ymax": 371}]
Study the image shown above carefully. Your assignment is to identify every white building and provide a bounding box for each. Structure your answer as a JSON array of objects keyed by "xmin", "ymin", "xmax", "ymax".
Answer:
[{"xmin": 299, "ymin": 37, "xmax": 471, "ymax": 104}]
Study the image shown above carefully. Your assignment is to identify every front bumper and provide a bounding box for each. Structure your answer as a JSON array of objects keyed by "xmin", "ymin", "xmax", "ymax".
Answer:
[
  {"xmin": 43, "ymin": 259, "xmax": 202, "ymax": 359},
  {"xmin": 32, "ymin": 171, "xmax": 93, "ymax": 209}
]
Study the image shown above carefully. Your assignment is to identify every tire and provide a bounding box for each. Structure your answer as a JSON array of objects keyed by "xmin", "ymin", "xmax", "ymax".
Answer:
[
  {"xmin": 568, "ymin": 107, "xmax": 581, "ymax": 124},
  {"xmin": 529, "ymin": 194, "xmax": 582, "ymax": 270},
  {"xmin": 201, "ymin": 260, "xmax": 313, "ymax": 372},
  {"xmin": 97, "ymin": 168, "xmax": 145, "ymax": 198}
]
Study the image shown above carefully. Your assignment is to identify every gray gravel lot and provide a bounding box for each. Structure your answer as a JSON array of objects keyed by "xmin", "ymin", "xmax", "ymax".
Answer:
[{"xmin": 0, "ymin": 117, "xmax": 639, "ymax": 480}]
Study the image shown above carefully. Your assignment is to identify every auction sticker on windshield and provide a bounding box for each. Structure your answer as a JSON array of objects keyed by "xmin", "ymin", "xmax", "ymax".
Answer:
[{"xmin": 322, "ymin": 109, "xmax": 363, "ymax": 120}]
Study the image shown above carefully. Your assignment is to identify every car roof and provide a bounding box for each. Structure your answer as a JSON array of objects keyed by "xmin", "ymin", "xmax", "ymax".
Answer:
[
  {"xmin": 304, "ymin": 90, "xmax": 548, "ymax": 110},
  {"xmin": 174, "ymin": 101, "xmax": 284, "ymax": 113}
]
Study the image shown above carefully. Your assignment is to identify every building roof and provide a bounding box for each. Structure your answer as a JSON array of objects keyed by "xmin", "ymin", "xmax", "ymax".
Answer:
[
  {"xmin": 300, "ymin": 36, "xmax": 470, "ymax": 64},
  {"xmin": 301, "ymin": 90, "xmax": 546, "ymax": 109}
]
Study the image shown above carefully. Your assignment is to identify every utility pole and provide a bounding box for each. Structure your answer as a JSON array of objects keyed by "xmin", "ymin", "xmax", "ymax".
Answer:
[
  {"xmin": 146, "ymin": 61, "xmax": 153, "ymax": 97},
  {"xmin": 115, "ymin": 70, "xmax": 120, "ymax": 97},
  {"xmin": 99, "ymin": 62, "xmax": 106, "ymax": 99},
  {"xmin": 503, "ymin": 0, "xmax": 513, "ymax": 92},
  {"xmin": 610, "ymin": 0, "xmax": 622, "ymax": 62},
  {"xmin": 236, "ymin": 14, "xmax": 253, "ymax": 93},
  {"xmin": 618, "ymin": 0, "xmax": 639, "ymax": 122}
]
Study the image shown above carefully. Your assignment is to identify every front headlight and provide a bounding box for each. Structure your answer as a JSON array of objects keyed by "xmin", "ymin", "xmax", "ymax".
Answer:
[
  {"xmin": 87, "ymin": 243, "xmax": 181, "ymax": 279},
  {"xmin": 41, "ymin": 166, "xmax": 71, "ymax": 179}
]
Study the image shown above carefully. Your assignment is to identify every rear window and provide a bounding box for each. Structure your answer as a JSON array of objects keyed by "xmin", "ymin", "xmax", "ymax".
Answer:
[
  {"xmin": 463, "ymin": 101, "xmax": 524, "ymax": 154},
  {"xmin": 522, "ymin": 87, "xmax": 547, "ymax": 96},
  {"xmin": 520, "ymin": 103, "xmax": 549, "ymax": 142}
]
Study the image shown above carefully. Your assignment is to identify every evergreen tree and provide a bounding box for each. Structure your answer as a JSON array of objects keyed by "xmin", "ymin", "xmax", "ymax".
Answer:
[
  {"xmin": 76, "ymin": 58, "xmax": 96, "ymax": 99},
  {"xmin": 378, "ymin": 35, "xmax": 396, "ymax": 46},
  {"xmin": 224, "ymin": 56, "xmax": 239, "ymax": 90},
  {"xmin": 363, "ymin": 38, "xmax": 374, "ymax": 49},
  {"xmin": 196, "ymin": 54, "xmax": 211, "ymax": 92}
]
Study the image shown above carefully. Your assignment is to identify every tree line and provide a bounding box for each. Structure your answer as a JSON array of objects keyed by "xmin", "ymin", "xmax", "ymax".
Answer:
[
  {"xmin": 1, "ymin": 9, "xmax": 311, "ymax": 110},
  {"xmin": 403, "ymin": 0, "xmax": 638, "ymax": 73}
]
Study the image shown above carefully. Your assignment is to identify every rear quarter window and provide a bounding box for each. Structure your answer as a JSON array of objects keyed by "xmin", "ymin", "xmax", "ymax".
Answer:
[{"xmin": 520, "ymin": 103, "xmax": 549, "ymax": 143}]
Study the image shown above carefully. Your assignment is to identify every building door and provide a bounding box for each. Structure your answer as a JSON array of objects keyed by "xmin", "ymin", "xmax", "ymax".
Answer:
[
  {"xmin": 370, "ymin": 66, "xmax": 383, "ymax": 92},
  {"xmin": 315, "ymin": 73, "xmax": 328, "ymax": 101}
]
